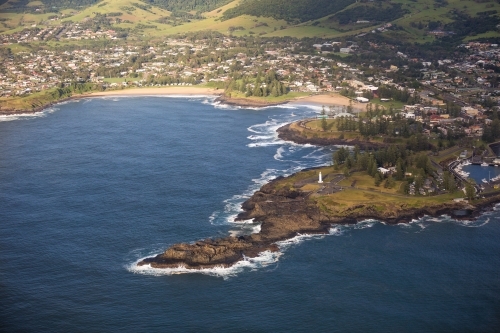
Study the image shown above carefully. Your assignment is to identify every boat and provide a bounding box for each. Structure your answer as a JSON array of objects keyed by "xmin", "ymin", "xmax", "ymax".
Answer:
[
  {"xmin": 481, "ymin": 162, "xmax": 489, "ymax": 167},
  {"xmin": 482, "ymin": 178, "xmax": 488, "ymax": 184}
]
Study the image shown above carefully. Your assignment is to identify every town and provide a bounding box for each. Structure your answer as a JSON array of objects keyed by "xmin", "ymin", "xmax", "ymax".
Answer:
[{"xmin": 2, "ymin": 24, "xmax": 500, "ymax": 144}]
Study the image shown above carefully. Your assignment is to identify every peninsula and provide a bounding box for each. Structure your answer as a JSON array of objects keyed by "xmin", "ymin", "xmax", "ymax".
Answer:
[
  {"xmin": 139, "ymin": 114, "xmax": 500, "ymax": 270},
  {"xmin": 139, "ymin": 164, "xmax": 500, "ymax": 270}
]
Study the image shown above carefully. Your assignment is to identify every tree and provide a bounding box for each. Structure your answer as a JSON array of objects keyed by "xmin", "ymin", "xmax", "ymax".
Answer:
[
  {"xmin": 374, "ymin": 172, "xmax": 383, "ymax": 186},
  {"xmin": 395, "ymin": 158, "xmax": 405, "ymax": 180},
  {"xmin": 343, "ymin": 166, "xmax": 350, "ymax": 178},
  {"xmin": 321, "ymin": 106, "xmax": 328, "ymax": 131},
  {"xmin": 367, "ymin": 155, "xmax": 377, "ymax": 177},
  {"xmin": 384, "ymin": 175, "xmax": 395, "ymax": 189},
  {"xmin": 333, "ymin": 147, "xmax": 349, "ymax": 168},
  {"xmin": 465, "ymin": 182, "xmax": 475, "ymax": 200}
]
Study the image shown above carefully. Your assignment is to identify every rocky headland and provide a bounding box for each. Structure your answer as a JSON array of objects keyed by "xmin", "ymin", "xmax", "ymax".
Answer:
[{"xmin": 138, "ymin": 171, "xmax": 500, "ymax": 270}]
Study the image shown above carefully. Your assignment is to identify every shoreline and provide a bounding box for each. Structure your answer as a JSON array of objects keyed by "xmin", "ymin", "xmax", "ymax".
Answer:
[
  {"xmin": 0, "ymin": 87, "xmax": 223, "ymax": 116},
  {"xmin": 0, "ymin": 87, "xmax": 364, "ymax": 116}
]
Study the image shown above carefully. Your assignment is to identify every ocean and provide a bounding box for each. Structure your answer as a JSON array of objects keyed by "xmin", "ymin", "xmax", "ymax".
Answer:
[{"xmin": 1, "ymin": 96, "xmax": 499, "ymax": 332}]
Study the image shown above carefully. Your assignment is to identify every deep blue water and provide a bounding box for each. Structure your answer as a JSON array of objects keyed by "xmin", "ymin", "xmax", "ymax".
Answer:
[{"xmin": 1, "ymin": 96, "xmax": 499, "ymax": 332}]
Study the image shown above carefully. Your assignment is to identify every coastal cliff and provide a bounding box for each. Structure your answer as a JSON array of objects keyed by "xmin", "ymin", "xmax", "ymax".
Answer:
[{"xmin": 138, "ymin": 172, "xmax": 499, "ymax": 270}]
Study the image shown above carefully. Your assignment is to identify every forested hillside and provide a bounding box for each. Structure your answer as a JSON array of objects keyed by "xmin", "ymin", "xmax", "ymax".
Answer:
[
  {"xmin": 330, "ymin": 3, "xmax": 407, "ymax": 25},
  {"xmin": 222, "ymin": 0, "xmax": 356, "ymax": 23},
  {"xmin": 141, "ymin": 0, "xmax": 234, "ymax": 12}
]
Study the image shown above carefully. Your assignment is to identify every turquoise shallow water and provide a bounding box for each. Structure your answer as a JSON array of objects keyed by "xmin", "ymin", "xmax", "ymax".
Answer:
[{"xmin": 1, "ymin": 97, "xmax": 499, "ymax": 332}]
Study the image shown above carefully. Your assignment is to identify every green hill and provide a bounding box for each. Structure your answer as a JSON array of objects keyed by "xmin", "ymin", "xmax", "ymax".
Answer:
[{"xmin": 0, "ymin": 0, "xmax": 499, "ymax": 43}]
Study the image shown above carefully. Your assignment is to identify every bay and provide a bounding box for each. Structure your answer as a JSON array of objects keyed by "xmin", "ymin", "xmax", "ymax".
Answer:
[{"xmin": 1, "ymin": 97, "xmax": 499, "ymax": 332}]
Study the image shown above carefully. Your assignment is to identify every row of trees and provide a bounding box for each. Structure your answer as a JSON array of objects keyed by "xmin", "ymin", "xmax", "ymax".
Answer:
[
  {"xmin": 50, "ymin": 82, "xmax": 97, "ymax": 99},
  {"xmin": 225, "ymin": 70, "xmax": 288, "ymax": 97}
]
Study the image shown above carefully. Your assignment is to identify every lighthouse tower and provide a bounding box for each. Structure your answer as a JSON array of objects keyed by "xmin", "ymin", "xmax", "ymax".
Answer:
[{"xmin": 318, "ymin": 172, "xmax": 323, "ymax": 184}]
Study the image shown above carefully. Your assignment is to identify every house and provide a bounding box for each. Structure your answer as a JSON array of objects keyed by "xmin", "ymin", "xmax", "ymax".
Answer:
[
  {"xmin": 355, "ymin": 97, "xmax": 369, "ymax": 103},
  {"xmin": 333, "ymin": 112, "xmax": 356, "ymax": 119},
  {"xmin": 462, "ymin": 106, "xmax": 479, "ymax": 116},
  {"xmin": 378, "ymin": 167, "xmax": 390, "ymax": 175}
]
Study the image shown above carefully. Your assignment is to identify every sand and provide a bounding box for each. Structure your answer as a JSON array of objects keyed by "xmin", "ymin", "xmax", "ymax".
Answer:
[
  {"xmin": 88, "ymin": 86, "xmax": 223, "ymax": 97},
  {"xmin": 291, "ymin": 94, "xmax": 367, "ymax": 111},
  {"xmin": 88, "ymin": 88, "xmax": 365, "ymax": 111}
]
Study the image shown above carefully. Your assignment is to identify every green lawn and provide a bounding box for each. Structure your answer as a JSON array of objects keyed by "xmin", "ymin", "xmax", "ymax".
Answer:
[{"xmin": 369, "ymin": 98, "xmax": 405, "ymax": 111}]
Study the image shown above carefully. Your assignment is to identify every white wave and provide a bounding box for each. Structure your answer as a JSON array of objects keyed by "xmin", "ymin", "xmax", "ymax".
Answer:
[
  {"xmin": 0, "ymin": 107, "xmax": 59, "ymax": 122},
  {"xmin": 248, "ymin": 134, "xmax": 275, "ymax": 141},
  {"xmin": 128, "ymin": 250, "xmax": 281, "ymax": 280},
  {"xmin": 248, "ymin": 141, "xmax": 287, "ymax": 148},
  {"xmin": 213, "ymin": 103, "xmax": 239, "ymax": 110},
  {"xmin": 276, "ymin": 233, "xmax": 328, "ymax": 251},
  {"xmin": 329, "ymin": 226, "xmax": 345, "ymax": 236},
  {"xmin": 352, "ymin": 219, "xmax": 377, "ymax": 229},
  {"xmin": 453, "ymin": 217, "xmax": 490, "ymax": 228},
  {"xmin": 228, "ymin": 222, "xmax": 261, "ymax": 237},
  {"xmin": 208, "ymin": 211, "xmax": 218, "ymax": 224},
  {"xmin": 243, "ymin": 104, "xmax": 298, "ymax": 111},
  {"xmin": 274, "ymin": 146, "xmax": 285, "ymax": 161},
  {"xmin": 289, "ymin": 103, "xmax": 324, "ymax": 112},
  {"xmin": 274, "ymin": 104, "xmax": 298, "ymax": 110}
]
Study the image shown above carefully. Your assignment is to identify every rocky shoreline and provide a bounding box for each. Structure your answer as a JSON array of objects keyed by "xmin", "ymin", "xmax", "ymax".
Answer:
[
  {"xmin": 277, "ymin": 123, "xmax": 387, "ymax": 149},
  {"xmin": 138, "ymin": 171, "xmax": 500, "ymax": 270}
]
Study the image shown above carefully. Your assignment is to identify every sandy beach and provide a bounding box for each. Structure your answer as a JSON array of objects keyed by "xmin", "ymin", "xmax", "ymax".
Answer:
[
  {"xmin": 89, "ymin": 87, "xmax": 365, "ymax": 110},
  {"xmin": 88, "ymin": 86, "xmax": 223, "ymax": 97},
  {"xmin": 1, "ymin": 87, "xmax": 366, "ymax": 116},
  {"xmin": 291, "ymin": 93, "xmax": 367, "ymax": 111}
]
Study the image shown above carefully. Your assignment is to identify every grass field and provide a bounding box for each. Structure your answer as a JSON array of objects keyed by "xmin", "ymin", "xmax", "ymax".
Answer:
[
  {"xmin": 369, "ymin": 98, "xmax": 405, "ymax": 111},
  {"xmin": 314, "ymin": 187, "xmax": 463, "ymax": 217},
  {"xmin": 338, "ymin": 171, "xmax": 404, "ymax": 194},
  {"xmin": 276, "ymin": 166, "xmax": 464, "ymax": 217}
]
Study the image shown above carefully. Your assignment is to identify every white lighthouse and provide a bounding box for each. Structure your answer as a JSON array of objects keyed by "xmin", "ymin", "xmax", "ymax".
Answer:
[{"xmin": 318, "ymin": 172, "xmax": 323, "ymax": 184}]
